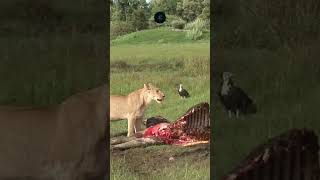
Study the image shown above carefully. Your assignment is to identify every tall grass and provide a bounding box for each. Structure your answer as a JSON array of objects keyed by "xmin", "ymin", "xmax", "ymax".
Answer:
[
  {"xmin": 185, "ymin": 18, "xmax": 209, "ymax": 40},
  {"xmin": 184, "ymin": 18, "xmax": 209, "ymax": 31}
]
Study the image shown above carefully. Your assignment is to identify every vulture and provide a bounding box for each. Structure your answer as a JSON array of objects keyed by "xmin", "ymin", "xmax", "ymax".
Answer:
[
  {"xmin": 177, "ymin": 84, "xmax": 190, "ymax": 98},
  {"xmin": 218, "ymin": 72, "xmax": 257, "ymax": 119}
]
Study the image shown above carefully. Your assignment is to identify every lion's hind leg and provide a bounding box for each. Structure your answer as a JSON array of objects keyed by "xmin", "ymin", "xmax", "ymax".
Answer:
[{"xmin": 134, "ymin": 117, "xmax": 143, "ymax": 133}]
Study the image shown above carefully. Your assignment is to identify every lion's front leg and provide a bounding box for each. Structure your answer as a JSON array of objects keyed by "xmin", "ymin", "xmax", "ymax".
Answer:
[{"xmin": 127, "ymin": 117, "xmax": 136, "ymax": 137}]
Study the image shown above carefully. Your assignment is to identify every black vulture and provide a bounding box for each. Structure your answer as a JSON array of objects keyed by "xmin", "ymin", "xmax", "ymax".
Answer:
[
  {"xmin": 144, "ymin": 116, "xmax": 170, "ymax": 128},
  {"xmin": 177, "ymin": 84, "xmax": 190, "ymax": 98},
  {"xmin": 218, "ymin": 72, "xmax": 257, "ymax": 119}
]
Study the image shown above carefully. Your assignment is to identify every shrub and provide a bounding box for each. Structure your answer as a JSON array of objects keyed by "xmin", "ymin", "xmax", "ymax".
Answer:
[
  {"xmin": 184, "ymin": 18, "xmax": 208, "ymax": 31},
  {"xmin": 149, "ymin": 15, "xmax": 185, "ymax": 29},
  {"xmin": 171, "ymin": 20, "xmax": 186, "ymax": 29},
  {"xmin": 185, "ymin": 18, "xmax": 209, "ymax": 40},
  {"xmin": 130, "ymin": 9, "xmax": 148, "ymax": 31},
  {"xmin": 186, "ymin": 28, "xmax": 203, "ymax": 40},
  {"xmin": 111, "ymin": 21, "xmax": 135, "ymax": 39}
]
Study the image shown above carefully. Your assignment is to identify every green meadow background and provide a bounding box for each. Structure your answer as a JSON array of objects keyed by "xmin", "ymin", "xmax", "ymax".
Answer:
[
  {"xmin": 213, "ymin": 0, "xmax": 320, "ymax": 179},
  {"xmin": 110, "ymin": 28, "xmax": 210, "ymax": 179},
  {"xmin": 0, "ymin": 0, "xmax": 107, "ymax": 107}
]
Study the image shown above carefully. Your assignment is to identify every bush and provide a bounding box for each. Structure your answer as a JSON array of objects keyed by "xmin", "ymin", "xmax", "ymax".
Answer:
[
  {"xmin": 171, "ymin": 20, "xmax": 186, "ymax": 29},
  {"xmin": 184, "ymin": 18, "xmax": 208, "ymax": 40},
  {"xmin": 184, "ymin": 18, "xmax": 209, "ymax": 31},
  {"xmin": 130, "ymin": 9, "xmax": 149, "ymax": 31},
  {"xmin": 111, "ymin": 21, "xmax": 135, "ymax": 39},
  {"xmin": 186, "ymin": 28, "xmax": 203, "ymax": 40},
  {"xmin": 149, "ymin": 15, "xmax": 185, "ymax": 29}
]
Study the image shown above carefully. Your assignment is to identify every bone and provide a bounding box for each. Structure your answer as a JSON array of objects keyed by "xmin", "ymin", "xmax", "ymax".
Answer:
[
  {"xmin": 111, "ymin": 137, "xmax": 162, "ymax": 150},
  {"xmin": 223, "ymin": 129, "xmax": 320, "ymax": 180}
]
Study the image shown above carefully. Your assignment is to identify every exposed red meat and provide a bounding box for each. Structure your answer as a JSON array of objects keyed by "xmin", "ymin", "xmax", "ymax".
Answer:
[{"xmin": 143, "ymin": 102, "xmax": 210, "ymax": 146}]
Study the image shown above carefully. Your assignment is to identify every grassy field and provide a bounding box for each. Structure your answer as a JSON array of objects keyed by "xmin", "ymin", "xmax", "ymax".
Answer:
[
  {"xmin": 212, "ymin": 46, "xmax": 320, "ymax": 179},
  {"xmin": 0, "ymin": 33, "xmax": 106, "ymax": 106},
  {"xmin": 0, "ymin": 1, "xmax": 107, "ymax": 106},
  {"xmin": 110, "ymin": 28, "xmax": 210, "ymax": 180}
]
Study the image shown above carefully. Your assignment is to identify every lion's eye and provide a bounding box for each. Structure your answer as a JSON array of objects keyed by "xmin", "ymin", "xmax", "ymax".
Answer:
[{"xmin": 156, "ymin": 90, "xmax": 159, "ymax": 93}]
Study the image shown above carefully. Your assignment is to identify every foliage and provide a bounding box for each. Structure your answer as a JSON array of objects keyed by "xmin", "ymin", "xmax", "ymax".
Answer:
[
  {"xmin": 198, "ymin": 0, "xmax": 210, "ymax": 20},
  {"xmin": 178, "ymin": 0, "xmax": 209, "ymax": 22},
  {"xmin": 111, "ymin": 21, "xmax": 135, "ymax": 39},
  {"xmin": 184, "ymin": 18, "xmax": 209, "ymax": 40},
  {"xmin": 148, "ymin": 15, "xmax": 185, "ymax": 29},
  {"xmin": 171, "ymin": 19, "xmax": 186, "ymax": 29},
  {"xmin": 186, "ymin": 28, "xmax": 203, "ymax": 40},
  {"xmin": 184, "ymin": 18, "xmax": 208, "ymax": 30},
  {"xmin": 130, "ymin": 8, "xmax": 149, "ymax": 30},
  {"xmin": 215, "ymin": 0, "xmax": 320, "ymax": 49},
  {"xmin": 111, "ymin": 0, "xmax": 149, "ymax": 21},
  {"xmin": 150, "ymin": 0, "xmax": 178, "ymax": 15},
  {"xmin": 112, "ymin": 0, "xmax": 210, "ymax": 36}
]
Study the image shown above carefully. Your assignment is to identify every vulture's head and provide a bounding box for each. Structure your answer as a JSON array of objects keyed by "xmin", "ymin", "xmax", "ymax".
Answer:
[
  {"xmin": 222, "ymin": 72, "xmax": 233, "ymax": 82},
  {"xmin": 221, "ymin": 72, "xmax": 234, "ymax": 95}
]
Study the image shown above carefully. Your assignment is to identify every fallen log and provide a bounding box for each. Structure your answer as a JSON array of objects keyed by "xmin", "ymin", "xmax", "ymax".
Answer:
[
  {"xmin": 111, "ymin": 136, "xmax": 140, "ymax": 145},
  {"xmin": 111, "ymin": 136, "xmax": 210, "ymax": 150},
  {"xmin": 111, "ymin": 137, "xmax": 163, "ymax": 150}
]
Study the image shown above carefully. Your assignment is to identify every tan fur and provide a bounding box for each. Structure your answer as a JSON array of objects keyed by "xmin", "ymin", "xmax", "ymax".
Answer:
[
  {"xmin": 110, "ymin": 83, "xmax": 165, "ymax": 137},
  {"xmin": 0, "ymin": 84, "xmax": 108, "ymax": 180}
]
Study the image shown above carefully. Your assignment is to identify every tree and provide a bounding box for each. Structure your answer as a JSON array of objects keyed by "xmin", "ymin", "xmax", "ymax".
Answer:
[
  {"xmin": 198, "ymin": 0, "xmax": 210, "ymax": 21},
  {"xmin": 178, "ymin": 0, "xmax": 206, "ymax": 22},
  {"xmin": 112, "ymin": 0, "xmax": 149, "ymax": 21},
  {"xmin": 130, "ymin": 8, "xmax": 149, "ymax": 30},
  {"xmin": 150, "ymin": 0, "xmax": 178, "ymax": 15}
]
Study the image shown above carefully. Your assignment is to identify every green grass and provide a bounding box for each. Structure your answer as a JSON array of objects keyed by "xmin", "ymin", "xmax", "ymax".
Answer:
[
  {"xmin": 111, "ymin": 28, "xmax": 210, "ymax": 179},
  {"xmin": 0, "ymin": 33, "xmax": 106, "ymax": 106},
  {"xmin": 213, "ymin": 46, "xmax": 320, "ymax": 179},
  {"xmin": 111, "ymin": 145, "xmax": 210, "ymax": 180},
  {"xmin": 111, "ymin": 27, "xmax": 210, "ymax": 45}
]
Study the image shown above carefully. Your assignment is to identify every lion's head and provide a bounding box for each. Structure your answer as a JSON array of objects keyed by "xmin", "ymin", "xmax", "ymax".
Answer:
[{"xmin": 143, "ymin": 83, "xmax": 165, "ymax": 104}]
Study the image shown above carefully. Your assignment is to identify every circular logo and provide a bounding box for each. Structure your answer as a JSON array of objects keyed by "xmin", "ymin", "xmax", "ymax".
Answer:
[{"xmin": 154, "ymin": 12, "xmax": 166, "ymax": 24}]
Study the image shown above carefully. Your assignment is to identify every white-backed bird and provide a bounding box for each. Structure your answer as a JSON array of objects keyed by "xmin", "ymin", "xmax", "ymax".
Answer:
[
  {"xmin": 177, "ymin": 84, "xmax": 190, "ymax": 98},
  {"xmin": 218, "ymin": 72, "xmax": 257, "ymax": 119}
]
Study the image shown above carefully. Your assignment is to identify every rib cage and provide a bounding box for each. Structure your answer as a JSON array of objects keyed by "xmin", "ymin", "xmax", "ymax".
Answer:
[
  {"xmin": 145, "ymin": 102, "xmax": 211, "ymax": 141},
  {"xmin": 175, "ymin": 102, "xmax": 210, "ymax": 141},
  {"xmin": 223, "ymin": 129, "xmax": 320, "ymax": 180},
  {"xmin": 181, "ymin": 102, "xmax": 210, "ymax": 129}
]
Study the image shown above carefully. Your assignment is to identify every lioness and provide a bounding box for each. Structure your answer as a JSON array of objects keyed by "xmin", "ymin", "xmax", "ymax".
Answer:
[
  {"xmin": 110, "ymin": 83, "xmax": 165, "ymax": 137},
  {"xmin": 0, "ymin": 84, "xmax": 108, "ymax": 180}
]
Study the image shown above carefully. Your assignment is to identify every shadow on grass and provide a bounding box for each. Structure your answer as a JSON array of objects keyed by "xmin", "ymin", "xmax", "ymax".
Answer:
[{"xmin": 111, "ymin": 60, "xmax": 184, "ymax": 73}]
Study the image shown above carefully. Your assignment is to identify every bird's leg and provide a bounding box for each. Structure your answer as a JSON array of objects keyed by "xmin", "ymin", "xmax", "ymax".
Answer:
[
  {"xmin": 228, "ymin": 110, "xmax": 232, "ymax": 119},
  {"xmin": 236, "ymin": 110, "xmax": 240, "ymax": 119}
]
